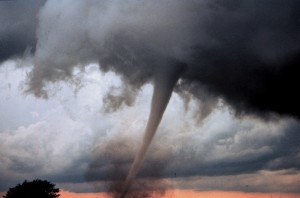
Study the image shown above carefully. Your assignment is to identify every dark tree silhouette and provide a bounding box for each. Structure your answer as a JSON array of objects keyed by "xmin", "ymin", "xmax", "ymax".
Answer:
[{"xmin": 3, "ymin": 179, "xmax": 60, "ymax": 198}]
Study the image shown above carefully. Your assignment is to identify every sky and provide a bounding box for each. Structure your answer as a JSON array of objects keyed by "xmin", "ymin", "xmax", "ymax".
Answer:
[{"xmin": 1, "ymin": 0, "xmax": 300, "ymax": 198}]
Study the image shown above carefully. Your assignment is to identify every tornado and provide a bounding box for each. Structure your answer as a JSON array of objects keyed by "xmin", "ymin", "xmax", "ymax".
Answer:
[{"xmin": 116, "ymin": 64, "xmax": 184, "ymax": 198}]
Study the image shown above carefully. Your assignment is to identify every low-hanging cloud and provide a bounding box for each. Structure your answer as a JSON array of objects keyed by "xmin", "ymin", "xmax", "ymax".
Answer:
[{"xmin": 1, "ymin": 0, "xmax": 299, "ymax": 118}]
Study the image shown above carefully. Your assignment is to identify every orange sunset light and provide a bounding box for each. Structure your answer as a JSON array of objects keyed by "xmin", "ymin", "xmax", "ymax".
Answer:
[
  {"xmin": 59, "ymin": 190, "xmax": 300, "ymax": 198},
  {"xmin": 60, "ymin": 190, "xmax": 110, "ymax": 198}
]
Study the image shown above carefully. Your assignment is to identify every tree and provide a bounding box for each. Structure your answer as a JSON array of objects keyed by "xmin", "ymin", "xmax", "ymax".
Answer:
[{"xmin": 3, "ymin": 179, "xmax": 60, "ymax": 198}]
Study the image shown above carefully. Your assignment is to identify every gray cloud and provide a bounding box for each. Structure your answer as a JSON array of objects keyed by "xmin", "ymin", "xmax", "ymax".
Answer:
[
  {"xmin": 0, "ymin": 0, "xmax": 44, "ymax": 62},
  {"xmin": 170, "ymin": 170, "xmax": 300, "ymax": 193},
  {"xmin": 181, "ymin": 0, "xmax": 300, "ymax": 118},
  {"xmin": 106, "ymin": 116, "xmax": 300, "ymax": 179},
  {"xmin": 23, "ymin": 0, "xmax": 300, "ymax": 119},
  {"xmin": 82, "ymin": 86, "xmax": 300, "ymax": 187},
  {"xmin": 1, "ymin": 0, "xmax": 299, "ymax": 117}
]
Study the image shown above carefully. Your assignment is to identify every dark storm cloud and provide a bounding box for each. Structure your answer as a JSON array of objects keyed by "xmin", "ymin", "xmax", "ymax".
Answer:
[
  {"xmin": 1, "ymin": 0, "xmax": 299, "ymax": 118},
  {"xmin": 0, "ymin": 0, "xmax": 45, "ymax": 62},
  {"xmin": 17, "ymin": 0, "xmax": 299, "ymax": 119},
  {"xmin": 181, "ymin": 0, "xmax": 300, "ymax": 118}
]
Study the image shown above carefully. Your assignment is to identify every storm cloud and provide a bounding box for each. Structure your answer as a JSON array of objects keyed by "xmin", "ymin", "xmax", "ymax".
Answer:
[
  {"xmin": 0, "ymin": 0, "xmax": 44, "ymax": 62},
  {"xmin": 1, "ymin": 0, "xmax": 299, "ymax": 118},
  {"xmin": 1, "ymin": 0, "xmax": 300, "ymax": 194}
]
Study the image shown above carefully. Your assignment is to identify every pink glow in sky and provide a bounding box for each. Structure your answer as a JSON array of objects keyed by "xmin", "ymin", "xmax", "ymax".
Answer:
[{"xmin": 59, "ymin": 190, "xmax": 300, "ymax": 198}]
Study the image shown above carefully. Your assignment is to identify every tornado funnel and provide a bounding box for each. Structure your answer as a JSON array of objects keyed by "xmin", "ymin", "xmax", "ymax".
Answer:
[{"xmin": 116, "ymin": 63, "xmax": 184, "ymax": 198}]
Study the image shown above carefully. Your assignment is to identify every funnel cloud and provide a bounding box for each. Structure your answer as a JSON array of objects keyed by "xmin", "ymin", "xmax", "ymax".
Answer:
[
  {"xmin": 1, "ymin": 0, "xmax": 300, "ymax": 196},
  {"xmin": 115, "ymin": 63, "xmax": 184, "ymax": 197}
]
